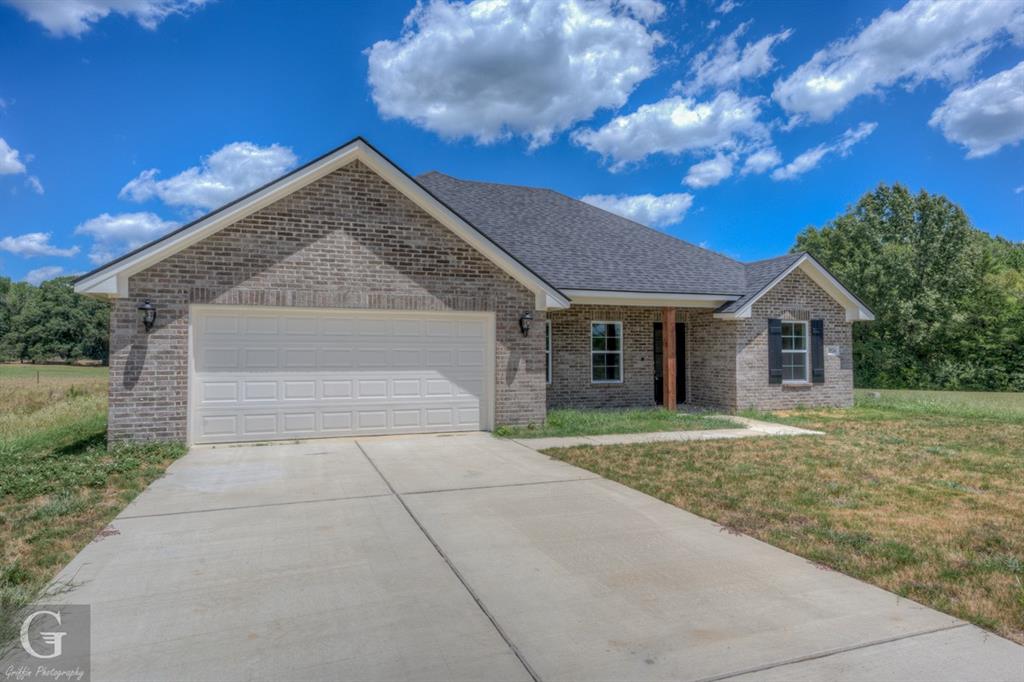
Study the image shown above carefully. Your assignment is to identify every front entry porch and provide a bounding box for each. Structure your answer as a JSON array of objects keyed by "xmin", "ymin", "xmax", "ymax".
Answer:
[{"xmin": 546, "ymin": 304, "xmax": 734, "ymax": 413}]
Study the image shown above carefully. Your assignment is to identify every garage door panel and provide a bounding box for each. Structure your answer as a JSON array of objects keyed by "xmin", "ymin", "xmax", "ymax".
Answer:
[
  {"xmin": 244, "ymin": 316, "xmax": 278, "ymax": 334},
  {"xmin": 191, "ymin": 308, "xmax": 490, "ymax": 443}
]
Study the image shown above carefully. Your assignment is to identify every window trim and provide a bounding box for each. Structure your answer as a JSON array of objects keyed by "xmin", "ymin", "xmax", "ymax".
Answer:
[
  {"xmin": 590, "ymin": 320, "xmax": 624, "ymax": 384},
  {"xmin": 545, "ymin": 320, "xmax": 552, "ymax": 385},
  {"xmin": 781, "ymin": 320, "xmax": 809, "ymax": 384}
]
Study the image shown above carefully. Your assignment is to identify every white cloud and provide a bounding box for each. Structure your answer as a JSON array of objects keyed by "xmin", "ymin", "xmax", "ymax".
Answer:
[
  {"xmin": 366, "ymin": 0, "xmax": 663, "ymax": 148},
  {"xmin": 120, "ymin": 141, "xmax": 297, "ymax": 212},
  {"xmin": 26, "ymin": 176, "xmax": 44, "ymax": 194},
  {"xmin": 929, "ymin": 61, "xmax": 1024, "ymax": 159},
  {"xmin": 715, "ymin": 0, "xmax": 738, "ymax": 14},
  {"xmin": 4, "ymin": 0, "xmax": 211, "ymax": 38},
  {"xmin": 1016, "ymin": 185, "xmax": 1024, "ymax": 194},
  {"xmin": 0, "ymin": 232, "xmax": 79, "ymax": 258},
  {"xmin": 740, "ymin": 146, "xmax": 781, "ymax": 175},
  {"xmin": 706, "ymin": 19, "xmax": 719, "ymax": 31},
  {"xmin": 686, "ymin": 22, "xmax": 792, "ymax": 93},
  {"xmin": 25, "ymin": 266, "xmax": 65, "ymax": 285},
  {"xmin": 773, "ymin": 0, "xmax": 1024, "ymax": 122},
  {"xmin": 771, "ymin": 121, "xmax": 877, "ymax": 181},
  {"xmin": 618, "ymin": 0, "xmax": 665, "ymax": 23},
  {"xmin": 573, "ymin": 90, "xmax": 767, "ymax": 169},
  {"xmin": 684, "ymin": 153, "xmax": 734, "ymax": 188},
  {"xmin": 74, "ymin": 212, "xmax": 177, "ymax": 264},
  {"xmin": 0, "ymin": 138, "xmax": 27, "ymax": 175},
  {"xmin": 580, "ymin": 192, "xmax": 693, "ymax": 228}
]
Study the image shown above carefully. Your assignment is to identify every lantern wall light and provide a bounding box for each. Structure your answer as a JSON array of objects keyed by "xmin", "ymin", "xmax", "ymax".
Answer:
[
  {"xmin": 137, "ymin": 299, "xmax": 157, "ymax": 332},
  {"xmin": 519, "ymin": 312, "xmax": 533, "ymax": 337}
]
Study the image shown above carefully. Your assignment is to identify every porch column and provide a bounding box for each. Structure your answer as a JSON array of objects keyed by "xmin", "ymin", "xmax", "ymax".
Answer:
[{"xmin": 662, "ymin": 307, "xmax": 676, "ymax": 410}]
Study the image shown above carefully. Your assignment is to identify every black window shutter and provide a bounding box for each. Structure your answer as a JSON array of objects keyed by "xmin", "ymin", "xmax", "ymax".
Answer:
[
  {"xmin": 811, "ymin": 319, "xmax": 825, "ymax": 384},
  {"xmin": 768, "ymin": 319, "xmax": 782, "ymax": 384}
]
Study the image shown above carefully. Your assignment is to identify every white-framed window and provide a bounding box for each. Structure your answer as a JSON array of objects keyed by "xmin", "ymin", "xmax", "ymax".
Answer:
[
  {"xmin": 591, "ymin": 321, "xmax": 623, "ymax": 383},
  {"xmin": 781, "ymin": 321, "xmax": 809, "ymax": 383},
  {"xmin": 545, "ymin": 320, "xmax": 552, "ymax": 385}
]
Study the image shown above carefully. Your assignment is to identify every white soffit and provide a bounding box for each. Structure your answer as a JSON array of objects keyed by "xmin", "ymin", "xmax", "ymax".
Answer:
[
  {"xmin": 74, "ymin": 139, "xmax": 569, "ymax": 310},
  {"xmin": 563, "ymin": 290, "xmax": 739, "ymax": 308}
]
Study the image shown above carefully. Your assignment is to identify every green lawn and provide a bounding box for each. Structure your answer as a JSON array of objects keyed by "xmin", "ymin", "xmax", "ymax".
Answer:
[
  {"xmin": 543, "ymin": 390, "xmax": 1024, "ymax": 645},
  {"xmin": 495, "ymin": 407, "xmax": 738, "ymax": 439},
  {"xmin": 0, "ymin": 364, "xmax": 185, "ymax": 651}
]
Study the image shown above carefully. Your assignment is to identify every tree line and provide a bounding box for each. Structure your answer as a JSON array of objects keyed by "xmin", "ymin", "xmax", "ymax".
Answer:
[
  {"xmin": 795, "ymin": 183, "xmax": 1023, "ymax": 391},
  {"xmin": 0, "ymin": 276, "xmax": 110, "ymax": 364},
  {"xmin": 2, "ymin": 182, "xmax": 1022, "ymax": 390}
]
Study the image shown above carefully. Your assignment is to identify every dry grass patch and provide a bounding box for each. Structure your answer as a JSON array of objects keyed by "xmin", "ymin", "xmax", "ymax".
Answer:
[
  {"xmin": 544, "ymin": 390, "xmax": 1024, "ymax": 644},
  {"xmin": 1, "ymin": 365, "xmax": 185, "ymax": 651}
]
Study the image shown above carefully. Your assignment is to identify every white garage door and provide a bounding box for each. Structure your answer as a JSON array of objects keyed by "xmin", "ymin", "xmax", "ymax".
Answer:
[{"xmin": 189, "ymin": 306, "xmax": 492, "ymax": 444}]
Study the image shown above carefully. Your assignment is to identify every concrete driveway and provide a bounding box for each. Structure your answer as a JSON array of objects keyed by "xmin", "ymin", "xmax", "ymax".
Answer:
[{"xmin": 42, "ymin": 433, "xmax": 1024, "ymax": 681}]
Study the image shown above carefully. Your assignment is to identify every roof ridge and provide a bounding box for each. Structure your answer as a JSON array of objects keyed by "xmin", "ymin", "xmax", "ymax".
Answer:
[
  {"xmin": 743, "ymin": 252, "xmax": 805, "ymax": 267},
  {"xmin": 419, "ymin": 171, "xmax": 745, "ymax": 268}
]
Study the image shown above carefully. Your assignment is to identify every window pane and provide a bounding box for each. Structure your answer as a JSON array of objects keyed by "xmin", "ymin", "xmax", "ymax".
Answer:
[
  {"xmin": 592, "ymin": 336, "xmax": 606, "ymax": 351},
  {"xmin": 782, "ymin": 353, "xmax": 806, "ymax": 381},
  {"xmin": 606, "ymin": 335, "xmax": 620, "ymax": 351},
  {"xmin": 592, "ymin": 365, "xmax": 606, "ymax": 381},
  {"xmin": 592, "ymin": 323, "xmax": 606, "ymax": 338},
  {"xmin": 607, "ymin": 323, "xmax": 621, "ymax": 339}
]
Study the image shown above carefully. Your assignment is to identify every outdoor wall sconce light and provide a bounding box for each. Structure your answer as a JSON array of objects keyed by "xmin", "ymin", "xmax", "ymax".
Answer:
[
  {"xmin": 137, "ymin": 299, "xmax": 157, "ymax": 332},
  {"xmin": 519, "ymin": 312, "xmax": 533, "ymax": 337}
]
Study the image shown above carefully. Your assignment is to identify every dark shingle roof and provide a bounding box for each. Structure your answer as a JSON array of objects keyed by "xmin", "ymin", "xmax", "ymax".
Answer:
[
  {"xmin": 418, "ymin": 172, "xmax": 751, "ymax": 295},
  {"xmin": 418, "ymin": 171, "xmax": 800, "ymax": 300},
  {"xmin": 717, "ymin": 253, "xmax": 804, "ymax": 313}
]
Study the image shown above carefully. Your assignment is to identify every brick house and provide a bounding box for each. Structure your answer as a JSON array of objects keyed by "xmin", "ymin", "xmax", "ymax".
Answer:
[{"xmin": 75, "ymin": 137, "xmax": 873, "ymax": 445}]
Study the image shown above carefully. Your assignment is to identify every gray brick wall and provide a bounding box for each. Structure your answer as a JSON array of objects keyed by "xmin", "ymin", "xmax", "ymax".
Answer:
[
  {"xmin": 546, "ymin": 305, "xmax": 661, "ymax": 410},
  {"xmin": 108, "ymin": 160, "xmax": 545, "ymax": 443},
  {"xmin": 735, "ymin": 269, "xmax": 854, "ymax": 410}
]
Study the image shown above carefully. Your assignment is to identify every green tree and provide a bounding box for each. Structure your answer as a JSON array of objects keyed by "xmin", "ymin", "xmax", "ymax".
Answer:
[
  {"xmin": 794, "ymin": 183, "xmax": 1024, "ymax": 391},
  {"xmin": 0, "ymin": 276, "xmax": 110, "ymax": 364}
]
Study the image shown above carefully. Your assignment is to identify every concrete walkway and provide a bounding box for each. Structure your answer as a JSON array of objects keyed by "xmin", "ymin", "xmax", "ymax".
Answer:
[
  {"xmin": 23, "ymin": 432, "xmax": 1024, "ymax": 681},
  {"xmin": 513, "ymin": 415, "xmax": 822, "ymax": 450}
]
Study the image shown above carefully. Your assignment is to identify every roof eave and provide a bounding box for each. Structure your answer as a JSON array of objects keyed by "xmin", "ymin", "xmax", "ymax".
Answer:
[{"xmin": 562, "ymin": 289, "xmax": 740, "ymax": 308}]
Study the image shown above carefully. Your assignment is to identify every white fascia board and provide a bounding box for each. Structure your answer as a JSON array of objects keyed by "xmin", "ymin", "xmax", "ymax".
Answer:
[
  {"xmin": 563, "ymin": 289, "xmax": 739, "ymax": 308},
  {"xmin": 74, "ymin": 139, "xmax": 569, "ymax": 310},
  {"xmin": 713, "ymin": 254, "xmax": 875, "ymax": 321}
]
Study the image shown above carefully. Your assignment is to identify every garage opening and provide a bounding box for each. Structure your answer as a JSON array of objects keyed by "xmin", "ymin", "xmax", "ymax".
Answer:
[{"xmin": 189, "ymin": 306, "xmax": 493, "ymax": 444}]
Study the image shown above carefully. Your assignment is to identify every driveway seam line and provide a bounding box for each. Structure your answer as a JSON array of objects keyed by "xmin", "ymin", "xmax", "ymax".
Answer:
[
  {"xmin": 355, "ymin": 440, "xmax": 542, "ymax": 682},
  {"xmin": 402, "ymin": 476, "xmax": 599, "ymax": 496},
  {"xmin": 117, "ymin": 492, "xmax": 393, "ymax": 519},
  {"xmin": 693, "ymin": 622, "xmax": 971, "ymax": 682}
]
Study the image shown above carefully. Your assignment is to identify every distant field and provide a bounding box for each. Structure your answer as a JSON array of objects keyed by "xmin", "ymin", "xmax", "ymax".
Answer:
[{"xmin": 855, "ymin": 388, "xmax": 1024, "ymax": 421}]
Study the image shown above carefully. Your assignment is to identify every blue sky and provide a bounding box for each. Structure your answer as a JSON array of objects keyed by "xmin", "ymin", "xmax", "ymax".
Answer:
[{"xmin": 1, "ymin": 0, "xmax": 1022, "ymax": 285}]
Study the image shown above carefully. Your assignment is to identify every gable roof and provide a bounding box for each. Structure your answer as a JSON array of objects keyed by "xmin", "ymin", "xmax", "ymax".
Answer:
[
  {"xmin": 74, "ymin": 138, "xmax": 569, "ymax": 310},
  {"xmin": 417, "ymin": 172, "xmax": 748, "ymax": 296},
  {"xmin": 73, "ymin": 136, "xmax": 871, "ymax": 321}
]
